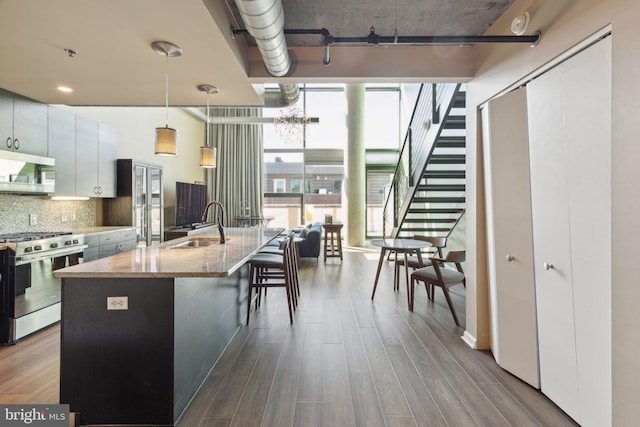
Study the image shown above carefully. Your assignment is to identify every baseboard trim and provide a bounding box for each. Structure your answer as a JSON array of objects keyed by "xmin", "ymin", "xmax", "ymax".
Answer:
[{"xmin": 461, "ymin": 330, "xmax": 477, "ymax": 349}]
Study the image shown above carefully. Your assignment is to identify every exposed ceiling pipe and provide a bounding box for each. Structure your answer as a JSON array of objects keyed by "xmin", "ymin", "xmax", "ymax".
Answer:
[
  {"xmin": 232, "ymin": 27, "xmax": 541, "ymax": 46},
  {"xmin": 232, "ymin": 26, "xmax": 541, "ymax": 68},
  {"xmin": 235, "ymin": 0, "xmax": 299, "ymax": 107}
]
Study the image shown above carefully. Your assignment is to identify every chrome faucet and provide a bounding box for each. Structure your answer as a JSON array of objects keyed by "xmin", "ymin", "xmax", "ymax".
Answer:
[{"xmin": 201, "ymin": 200, "xmax": 226, "ymax": 244}]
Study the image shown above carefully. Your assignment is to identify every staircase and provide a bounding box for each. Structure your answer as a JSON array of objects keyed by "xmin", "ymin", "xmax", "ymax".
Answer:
[{"xmin": 384, "ymin": 84, "xmax": 466, "ymax": 239}]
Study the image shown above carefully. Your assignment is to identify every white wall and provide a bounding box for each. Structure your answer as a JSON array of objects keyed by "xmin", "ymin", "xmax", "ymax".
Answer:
[
  {"xmin": 59, "ymin": 106, "xmax": 206, "ymax": 226},
  {"xmin": 466, "ymin": 0, "xmax": 639, "ymax": 424}
]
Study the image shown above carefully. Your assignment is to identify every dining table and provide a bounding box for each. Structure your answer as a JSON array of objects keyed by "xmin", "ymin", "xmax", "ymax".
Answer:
[{"xmin": 370, "ymin": 238, "xmax": 433, "ymax": 309}]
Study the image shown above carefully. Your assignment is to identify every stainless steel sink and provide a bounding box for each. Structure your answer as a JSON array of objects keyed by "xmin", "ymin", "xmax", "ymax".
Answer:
[{"xmin": 164, "ymin": 237, "xmax": 223, "ymax": 249}]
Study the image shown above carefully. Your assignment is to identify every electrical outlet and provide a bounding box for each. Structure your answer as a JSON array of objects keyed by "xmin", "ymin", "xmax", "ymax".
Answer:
[
  {"xmin": 107, "ymin": 296, "xmax": 128, "ymax": 310},
  {"xmin": 29, "ymin": 214, "xmax": 38, "ymax": 225},
  {"xmin": 61, "ymin": 214, "xmax": 68, "ymax": 222}
]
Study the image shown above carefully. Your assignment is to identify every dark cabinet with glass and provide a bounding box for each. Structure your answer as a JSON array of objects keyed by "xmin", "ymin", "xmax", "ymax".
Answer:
[{"xmin": 103, "ymin": 159, "xmax": 163, "ymax": 246}]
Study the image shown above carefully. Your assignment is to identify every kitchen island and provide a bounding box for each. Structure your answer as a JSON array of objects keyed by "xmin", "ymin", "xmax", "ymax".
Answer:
[{"xmin": 53, "ymin": 227, "xmax": 283, "ymax": 427}]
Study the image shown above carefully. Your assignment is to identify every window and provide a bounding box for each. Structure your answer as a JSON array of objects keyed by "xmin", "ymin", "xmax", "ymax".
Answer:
[
  {"xmin": 304, "ymin": 164, "xmax": 344, "ymax": 224},
  {"xmin": 264, "ymin": 93, "xmax": 305, "ymax": 149},
  {"xmin": 366, "ymin": 169, "xmax": 394, "ymax": 237},
  {"xmin": 305, "ymin": 90, "xmax": 347, "ymax": 149},
  {"xmin": 262, "ymin": 83, "xmax": 405, "ymax": 230},
  {"xmin": 365, "ymin": 89, "xmax": 401, "ymax": 149},
  {"xmin": 264, "ymin": 152, "xmax": 304, "ymax": 227},
  {"xmin": 273, "ymin": 179, "xmax": 286, "ymax": 193},
  {"xmin": 291, "ymin": 179, "xmax": 301, "ymax": 193}
]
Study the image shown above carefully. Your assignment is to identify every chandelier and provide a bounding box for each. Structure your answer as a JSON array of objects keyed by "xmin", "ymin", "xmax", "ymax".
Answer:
[
  {"xmin": 275, "ymin": 107, "xmax": 312, "ymax": 125},
  {"xmin": 274, "ymin": 107, "xmax": 316, "ymax": 143}
]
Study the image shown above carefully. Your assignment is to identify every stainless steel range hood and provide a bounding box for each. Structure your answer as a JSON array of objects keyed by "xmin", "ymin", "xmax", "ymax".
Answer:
[{"xmin": 0, "ymin": 151, "xmax": 55, "ymax": 194}]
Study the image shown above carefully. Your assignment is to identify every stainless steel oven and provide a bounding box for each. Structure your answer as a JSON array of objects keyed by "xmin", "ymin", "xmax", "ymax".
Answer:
[{"xmin": 0, "ymin": 232, "xmax": 87, "ymax": 344}]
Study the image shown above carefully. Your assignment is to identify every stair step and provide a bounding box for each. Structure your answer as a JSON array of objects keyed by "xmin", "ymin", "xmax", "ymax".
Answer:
[
  {"xmin": 436, "ymin": 136, "xmax": 466, "ymax": 148},
  {"xmin": 443, "ymin": 116, "xmax": 465, "ymax": 130},
  {"xmin": 400, "ymin": 227, "xmax": 453, "ymax": 233},
  {"xmin": 413, "ymin": 196, "xmax": 466, "ymax": 204},
  {"xmin": 407, "ymin": 208, "xmax": 465, "ymax": 214},
  {"xmin": 429, "ymin": 154, "xmax": 466, "ymax": 164},
  {"xmin": 453, "ymin": 91, "xmax": 466, "ymax": 108},
  {"xmin": 423, "ymin": 170, "xmax": 466, "ymax": 179},
  {"xmin": 417, "ymin": 184, "xmax": 466, "ymax": 192},
  {"xmin": 403, "ymin": 218, "xmax": 457, "ymax": 224}
]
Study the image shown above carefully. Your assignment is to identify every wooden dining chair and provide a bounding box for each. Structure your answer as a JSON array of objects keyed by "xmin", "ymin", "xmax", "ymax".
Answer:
[
  {"xmin": 246, "ymin": 235, "xmax": 297, "ymax": 325},
  {"xmin": 410, "ymin": 250, "xmax": 466, "ymax": 326},
  {"xmin": 394, "ymin": 235, "xmax": 447, "ymax": 295}
]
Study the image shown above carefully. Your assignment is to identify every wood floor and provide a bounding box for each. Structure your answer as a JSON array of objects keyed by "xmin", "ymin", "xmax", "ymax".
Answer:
[{"xmin": 0, "ymin": 246, "xmax": 578, "ymax": 427}]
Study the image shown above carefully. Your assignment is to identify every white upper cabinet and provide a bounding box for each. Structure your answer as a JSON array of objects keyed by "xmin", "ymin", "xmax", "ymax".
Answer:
[
  {"xmin": 0, "ymin": 89, "xmax": 48, "ymax": 156},
  {"xmin": 74, "ymin": 115, "xmax": 116, "ymax": 198},
  {"xmin": 48, "ymin": 107, "xmax": 76, "ymax": 196},
  {"xmin": 48, "ymin": 106, "xmax": 117, "ymax": 198}
]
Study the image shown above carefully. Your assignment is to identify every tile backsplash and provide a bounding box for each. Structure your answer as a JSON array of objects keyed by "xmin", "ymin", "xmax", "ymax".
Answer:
[{"xmin": 0, "ymin": 194, "xmax": 96, "ymax": 234}]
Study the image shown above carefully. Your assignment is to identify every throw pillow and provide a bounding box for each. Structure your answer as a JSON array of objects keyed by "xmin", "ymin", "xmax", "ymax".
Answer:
[{"xmin": 298, "ymin": 228, "xmax": 308, "ymax": 238}]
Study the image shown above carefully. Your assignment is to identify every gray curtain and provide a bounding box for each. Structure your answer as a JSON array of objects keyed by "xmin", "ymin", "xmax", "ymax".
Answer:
[{"xmin": 206, "ymin": 107, "xmax": 264, "ymax": 226}]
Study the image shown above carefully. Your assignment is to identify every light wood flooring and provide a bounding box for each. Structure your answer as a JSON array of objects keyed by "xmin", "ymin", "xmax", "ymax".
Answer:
[{"xmin": 0, "ymin": 246, "xmax": 577, "ymax": 427}]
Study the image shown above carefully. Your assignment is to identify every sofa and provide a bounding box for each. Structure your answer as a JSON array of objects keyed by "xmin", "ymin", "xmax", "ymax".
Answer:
[
  {"xmin": 294, "ymin": 222, "xmax": 322, "ymax": 259},
  {"xmin": 265, "ymin": 222, "xmax": 322, "ymax": 260}
]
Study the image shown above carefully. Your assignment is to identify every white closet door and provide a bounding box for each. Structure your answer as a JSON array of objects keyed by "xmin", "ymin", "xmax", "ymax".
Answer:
[
  {"xmin": 482, "ymin": 87, "xmax": 539, "ymax": 388},
  {"xmin": 563, "ymin": 37, "xmax": 611, "ymax": 427},
  {"xmin": 528, "ymin": 37, "xmax": 612, "ymax": 426},
  {"xmin": 528, "ymin": 65, "xmax": 580, "ymax": 422}
]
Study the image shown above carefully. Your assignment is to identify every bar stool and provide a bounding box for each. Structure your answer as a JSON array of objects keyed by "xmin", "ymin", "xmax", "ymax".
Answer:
[
  {"xmin": 323, "ymin": 223, "xmax": 343, "ymax": 262},
  {"xmin": 258, "ymin": 233, "xmax": 300, "ymax": 299},
  {"xmin": 247, "ymin": 236, "xmax": 297, "ymax": 324}
]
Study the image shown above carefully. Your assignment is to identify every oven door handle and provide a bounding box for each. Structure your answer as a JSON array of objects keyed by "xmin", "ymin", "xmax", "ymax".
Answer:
[{"xmin": 14, "ymin": 244, "xmax": 89, "ymax": 266}]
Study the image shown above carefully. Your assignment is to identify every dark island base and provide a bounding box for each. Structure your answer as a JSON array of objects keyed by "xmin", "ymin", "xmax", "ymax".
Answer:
[{"xmin": 60, "ymin": 265, "xmax": 248, "ymax": 426}]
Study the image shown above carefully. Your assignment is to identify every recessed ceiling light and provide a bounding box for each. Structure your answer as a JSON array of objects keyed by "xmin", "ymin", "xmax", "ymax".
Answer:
[{"xmin": 57, "ymin": 86, "xmax": 73, "ymax": 93}]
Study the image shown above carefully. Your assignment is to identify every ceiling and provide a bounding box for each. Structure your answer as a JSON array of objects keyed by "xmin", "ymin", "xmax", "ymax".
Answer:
[{"xmin": 0, "ymin": 0, "xmax": 518, "ymax": 108}]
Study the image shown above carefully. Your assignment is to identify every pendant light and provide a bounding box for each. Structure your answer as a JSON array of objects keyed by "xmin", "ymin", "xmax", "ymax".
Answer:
[
  {"xmin": 152, "ymin": 41, "xmax": 182, "ymax": 156},
  {"xmin": 198, "ymin": 84, "xmax": 219, "ymax": 168}
]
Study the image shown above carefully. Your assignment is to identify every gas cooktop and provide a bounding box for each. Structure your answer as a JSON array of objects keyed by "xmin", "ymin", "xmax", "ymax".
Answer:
[{"xmin": 0, "ymin": 232, "xmax": 72, "ymax": 243}]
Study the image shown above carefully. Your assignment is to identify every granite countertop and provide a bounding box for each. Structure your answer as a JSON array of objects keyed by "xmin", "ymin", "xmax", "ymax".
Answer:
[{"xmin": 53, "ymin": 227, "xmax": 284, "ymax": 279}]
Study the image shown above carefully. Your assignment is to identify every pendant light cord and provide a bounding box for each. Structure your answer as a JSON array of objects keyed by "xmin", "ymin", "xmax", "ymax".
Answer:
[
  {"xmin": 393, "ymin": 0, "xmax": 398, "ymax": 43},
  {"xmin": 165, "ymin": 53, "xmax": 169, "ymax": 125},
  {"xmin": 206, "ymin": 92, "xmax": 210, "ymax": 148}
]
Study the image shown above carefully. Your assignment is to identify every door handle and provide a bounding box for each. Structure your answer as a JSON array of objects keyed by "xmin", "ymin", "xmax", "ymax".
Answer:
[
  {"xmin": 543, "ymin": 262, "xmax": 554, "ymax": 270},
  {"xmin": 506, "ymin": 254, "xmax": 515, "ymax": 262}
]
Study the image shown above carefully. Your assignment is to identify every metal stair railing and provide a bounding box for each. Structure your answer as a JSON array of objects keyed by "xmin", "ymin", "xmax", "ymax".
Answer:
[{"xmin": 382, "ymin": 83, "xmax": 461, "ymax": 238}]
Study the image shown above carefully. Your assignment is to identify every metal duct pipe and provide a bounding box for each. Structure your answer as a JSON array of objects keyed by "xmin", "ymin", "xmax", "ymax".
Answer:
[
  {"xmin": 236, "ymin": 0, "xmax": 299, "ymax": 107},
  {"xmin": 263, "ymin": 83, "xmax": 299, "ymax": 107}
]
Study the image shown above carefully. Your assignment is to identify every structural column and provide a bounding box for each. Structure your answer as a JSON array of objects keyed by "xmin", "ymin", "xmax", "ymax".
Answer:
[{"xmin": 345, "ymin": 84, "xmax": 366, "ymax": 247}]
